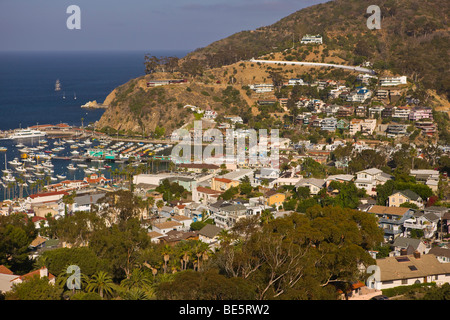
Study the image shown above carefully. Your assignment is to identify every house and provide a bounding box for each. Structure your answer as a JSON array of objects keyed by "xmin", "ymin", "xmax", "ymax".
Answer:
[
  {"xmin": 147, "ymin": 231, "xmax": 165, "ymax": 243},
  {"xmin": 0, "ymin": 267, "xmax": 55, "ymax": 294},
  {"xmin": 300, "ymin": 34, "xmax": 323, "ymax": 44},
  {"xmin": 415, "ymin": 121, "xmax": 437, "ymax": 136},
  {"xmin": 428, "ymin": 247, "xmax": 450, "ymax": 263},
  {"xmin": 171, "ymin": 215, "xmax": 193, "ymax": 231},
  {"xmin": 424, "ymin": 206, "xmax": 449, "ymax": 219},
  {"xmin": 366, "ymin": 205, "xmax": 415, "ymax": 241},
  {"xmin": 320, "ymin": 117, "xmax": 337, "ymax": 132},
  {"xmin": 72, "ymin": 193, "xmax": 106, "ymax": 213},
  {"xmin": 28, "ymin": 190, "xmax": 69, "ymax": 205},
  {"xmin": 337, "ymin": 281, "xmax": 382, "ymax": 300},
  {"xmin": 192, "ymin": 186, "xmax": 223, "ymax": 205},
  {"xmin": 211, "ymin": 177, "xmax": 239, "ymax": 191},
  {"xmin": 264, "ymin": 190, "xmax": 286, "ymax": 209},
  {"xmin": 178, "ymin": 163, "xmax": 220, "ymax": 174},
  {"xmin": 354, "ymin": 168, "xmax": 392, "ymax": 196},
  {"xmin": 83, "ymin": 173, "xmax": 109, "ymax": 185},
  {"xmin": 213, "ymin": 203, "xmax": 248, "ymax": 229},
  {"xmin": 325, "ymin": 174, "xmax": 355, "ymax": 187},
  {"xmin": 295, "ymin": 178, "xmax": 325, "ymax": 195},
  {"xmin": 388, "ymin": 190, "xmax": 424, "ymax": 209},
  {"xmin": 336, "ymin": 119, "xmax": 349, "ymax": 130},
  {"xmin": 410, "ymin": 169, "xmax": 440, "ymax": 192},
  {"xmin": 379, "ymin": 76, "xmax": 407, "ymax": 86},
  {"xmin": 387, "ymin": 124, "xmax": 407, "ymax": 137},
  {"xmin": 152, "ymin": 220, "xmax": 183, "ymax": 234},
  {"xmin": 288, "ymin": 78, "xmax": 306, "ymax": 86},
  {"xmin": 198, "ymin": 224, "xmax": 223, "ymax": 244},
  {"xmin": 221, "ymin": 169, "xmax": 254, "ymax": 184},
  {"xmin": 349, "ymin": 119, "xmax": 377, "ymax": 136},
  {"xmin": 403, "ymin": 211, "xmax": 439, "ymax": 238},
  {"xmin": 369, "ymin": 253, "xmax": 450, "ymax": 291},
  {"xmin": 158, "ymin": 230, "xmax": 198, "ymax": 246},
  {"xmin": 390, "ymin": 237, "xmax": 429, "ymax": 257}
]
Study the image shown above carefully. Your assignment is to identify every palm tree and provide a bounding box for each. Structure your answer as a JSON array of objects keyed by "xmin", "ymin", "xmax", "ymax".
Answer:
[
  {"xmin": 161, "ymin": 245, "xmax": 172, "ymax": 274},
  {"xmin": 85, "ymin": 270, "xmax": 115, "ymax": 299},
  {"xmin": 120, "ymin": 268, "xmax": 152, "ymax": 290}
]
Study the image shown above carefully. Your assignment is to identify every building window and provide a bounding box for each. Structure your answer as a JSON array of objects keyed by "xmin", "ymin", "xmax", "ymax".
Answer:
[{"xmin": 402, "ymin": 279, "xmax": 408, "ymax": 285}]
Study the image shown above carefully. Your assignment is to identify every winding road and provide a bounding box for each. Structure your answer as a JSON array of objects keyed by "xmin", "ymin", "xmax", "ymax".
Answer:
[{"xmin": 249, "ymin": 58, "xmax": 376, "ymax": 74}]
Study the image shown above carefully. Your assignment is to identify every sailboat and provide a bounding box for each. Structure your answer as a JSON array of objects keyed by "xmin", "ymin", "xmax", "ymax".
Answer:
[{"xmin": 55, "ymin": 79, "xmax": 61, "ymax": 91}]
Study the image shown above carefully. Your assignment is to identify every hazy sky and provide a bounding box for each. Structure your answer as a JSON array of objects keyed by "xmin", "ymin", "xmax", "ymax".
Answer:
[{"xmin": 0, "ymin": 0, "xmax": 328, "ymax": 52}]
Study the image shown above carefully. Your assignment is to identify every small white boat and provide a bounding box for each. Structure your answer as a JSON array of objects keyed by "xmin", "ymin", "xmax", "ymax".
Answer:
[
  {"xmin": 56, "ymin": 174, "xmax": 66, "ymax": 179},
  {"xmin": 16, "ymin": 166, "xmax": 27, "ymax": 173},
  {"xmin": 3, "ymin": 175, "xmax": 15, "ymax": 183},
  {"xmin": 8, "ymin": 158, "xmax": 21, "ymax": 166},
  {"xmin": 42, "ymin": 161, "xmax": 54, "ymax": 168},
  {"xmin": 71, "ymin": 150, "xmax": 80, "ymax": 155},
  {"xmin": 50, "ymin": 177, "xmax": 58, "ymax": 182},
  {"xmin": 77, "ymin": 163, "xmax": 88, "ymax": 168},
  {"xmin": 67, "ymin": 164, "xmax": 77, "ymax": 170}
]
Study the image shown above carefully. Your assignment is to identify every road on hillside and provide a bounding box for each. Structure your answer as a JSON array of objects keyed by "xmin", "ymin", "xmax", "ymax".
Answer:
[{"xmin": 249, "ymin": 58, "xmax": 376, "ymax": 74}]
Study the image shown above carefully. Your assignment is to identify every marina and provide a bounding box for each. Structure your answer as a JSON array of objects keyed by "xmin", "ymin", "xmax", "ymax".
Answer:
[{"xmin": 0, "ymin": 128, "xmax": 174, "ymax": 201}]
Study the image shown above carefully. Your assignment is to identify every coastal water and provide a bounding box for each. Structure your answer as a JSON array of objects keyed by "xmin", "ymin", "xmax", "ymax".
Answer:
[
  {"xmin": 0, "ymin": 50, "xmax": 188, "ymax": 200},
  {"xmin": 0, "ymin": 50, "xmax": 189, "ymax": 130}
]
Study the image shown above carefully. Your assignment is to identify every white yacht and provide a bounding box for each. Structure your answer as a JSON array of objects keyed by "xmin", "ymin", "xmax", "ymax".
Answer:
[
  {"xmin": 9, "ymin": 129, "xmax": 46, "ymax": 140},
  {"xmin": 67, "ymin": 164, "xmax": 77, "ymax": 170},
  {"xmin": 8, "ymin": 158, "xmax": 21, "ymax": 166}
]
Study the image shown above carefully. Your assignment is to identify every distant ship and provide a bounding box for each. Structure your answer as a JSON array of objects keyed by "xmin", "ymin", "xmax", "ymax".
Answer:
[
  {"xmin": 55, "ymin": 79, "xmax": 61, "ymax": 91},
  {"xmin": 63, "ymin": 92, "xmax": 66, "ymax": 99},
  {"xmin": 8, "ymin": 129, "xmax": 47, "ymax": 140},
  {"xmin": 74, "ymin": 92, "xmax": 77, "ymax": 100}
]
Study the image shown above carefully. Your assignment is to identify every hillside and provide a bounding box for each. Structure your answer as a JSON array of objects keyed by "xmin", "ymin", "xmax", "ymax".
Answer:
[
  {"xmin": 96, "ymin": 0, "xmax": 449, "ymax": 136},
  {"xmin": 187, "ymin": 0, "xmax": 449, "ymax": 98}
]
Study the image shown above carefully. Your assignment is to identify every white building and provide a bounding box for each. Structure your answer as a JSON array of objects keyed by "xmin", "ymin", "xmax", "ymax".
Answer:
[
  {"xmin": 354, "ymin": 168, "xmax": 392, "ymax": 196},
  {"xmin": 300, "ymin": 34, "xmax": 323, "ymax": 44},
  {"xmin": 369, "ymin": 253, "xmax": 450, "ymax": 291},
  {"xmin": 379, "ymin": 76, "xmax": 407, "ymax": 86}
]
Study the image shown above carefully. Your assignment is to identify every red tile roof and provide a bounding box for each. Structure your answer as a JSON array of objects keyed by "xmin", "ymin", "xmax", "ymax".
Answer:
[{"xmin": 0, "ymin": 265, "xmax": 13, "ymax": 275}]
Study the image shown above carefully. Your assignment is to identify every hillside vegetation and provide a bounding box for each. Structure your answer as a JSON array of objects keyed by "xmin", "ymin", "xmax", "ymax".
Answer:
[{"xmin": 96, "ymin": 0, "xmax": 449, "ymax": 136}]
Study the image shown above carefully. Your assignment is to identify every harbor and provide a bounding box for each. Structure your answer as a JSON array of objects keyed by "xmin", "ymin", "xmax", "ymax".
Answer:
[{"xmin": 0, "ymin": 125, "xmax": 175, "ymax": 201}]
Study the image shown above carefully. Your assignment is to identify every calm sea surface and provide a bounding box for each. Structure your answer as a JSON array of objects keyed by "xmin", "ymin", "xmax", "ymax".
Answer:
[{"xmin": 0, "ymin": 50, "xmax": 188, "ymax": 199}]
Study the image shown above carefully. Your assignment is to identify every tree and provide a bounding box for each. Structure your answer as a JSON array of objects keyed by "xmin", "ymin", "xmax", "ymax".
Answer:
[
  {"xmin": 89, "ymin": 218, "xmax": 150, "ymax": 279},
  {"xmin": 215, "ymin": 207, "xmax": 383, "ymax": 300},
  {"xmin": 85, "ymin": 270, "xmax": 115, "ymax": 299},
  {"xmin": 0, "ymin": 214, "xmax": 37, "ymax": 273},
  {"xmin": 5, "ymin": 276, "xmax": 63, "ymax": 300},
  {"xmin": 156, "ymin": 269, "xmax": 256, "ymax": 300}
]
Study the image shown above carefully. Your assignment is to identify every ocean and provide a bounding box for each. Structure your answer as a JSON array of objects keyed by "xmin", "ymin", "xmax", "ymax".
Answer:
[
  {"xmin": 0, "ymin": 50, "xmax": 189, "ymax": 200},
  {"xmin": 0, "ymin": 50, "xmax": 189, "ymax": 130}
]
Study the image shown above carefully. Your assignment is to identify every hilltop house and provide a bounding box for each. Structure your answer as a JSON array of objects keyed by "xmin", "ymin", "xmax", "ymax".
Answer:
[
  {"xmin": 300, "ymin": 34, "xmax": 323, "ymax": 44},
  {"xmin": 388, "ymin": 190, "xmax": 424, "ymax": 209},
  {"xmin": 354, "ymin": 168, "xmax": 392, "ymax": 196}
]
